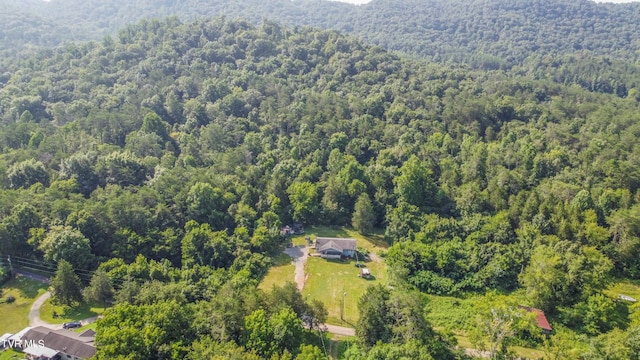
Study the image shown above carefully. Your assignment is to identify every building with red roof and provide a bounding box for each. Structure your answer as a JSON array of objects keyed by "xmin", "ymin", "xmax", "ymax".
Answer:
[{"xmin": 519, "ymin": 306, "xmax": 552, "ymax": 335}]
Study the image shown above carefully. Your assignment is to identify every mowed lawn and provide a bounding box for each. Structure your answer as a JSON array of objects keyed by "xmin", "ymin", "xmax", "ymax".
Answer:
[
  {"xmin": 259, "ymin": 253, "xmax": 296, "ymax": 291},
  {"xmin": 260, "ymin": 226, "xmax": 389, "ymax": 326},
  {"xmin": 303, "ymin": 256, "xmax": 387, "ymax": 326},
  {"xmin": 39, "ymin": 299, "xmax": 104, "ymax": 324},
  {"xmin": 0, "ymin": 276, "xmax": 48, "ymax": 334}
]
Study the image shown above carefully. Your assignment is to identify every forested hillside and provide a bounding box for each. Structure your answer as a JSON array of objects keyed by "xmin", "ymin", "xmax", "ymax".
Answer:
[
  {"xmin": 5, "ymin": 0, "xmax": 640, "ymax": 63},
  {"xmin": 2, "ymin": 16, "xmax": 640, "ymax": 358},
  {"xmin": 3, "ymin": 0, "xmax": 640, "ymax": 97}
]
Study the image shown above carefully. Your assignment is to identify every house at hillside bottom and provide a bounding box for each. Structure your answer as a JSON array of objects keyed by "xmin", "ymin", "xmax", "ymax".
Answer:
[
  {"xmin": 315, "ymin": 237, "xmax": 357, "ymax": 259},
  {"xmin": 519, "ymin": 306, "xmax": 552, "ymax": 336},
  {"xmin": 16, "ymin": 326, "xmax": 96, "ymax": 360}
]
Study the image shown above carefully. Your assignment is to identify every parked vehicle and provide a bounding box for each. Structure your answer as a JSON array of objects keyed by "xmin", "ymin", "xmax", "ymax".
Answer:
[{"xmin": 63, "ymin": 322, "xmax": 81, "ymax": 329}]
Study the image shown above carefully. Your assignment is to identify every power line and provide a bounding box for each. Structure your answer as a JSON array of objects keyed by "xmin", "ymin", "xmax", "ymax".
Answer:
[
  {"xmin": 11, "ymin": 255, "xmax": 95, "ymax": 275},
  {"xmin": 10, "ymin": 256, "xmax": 94, "ymax": 282}
]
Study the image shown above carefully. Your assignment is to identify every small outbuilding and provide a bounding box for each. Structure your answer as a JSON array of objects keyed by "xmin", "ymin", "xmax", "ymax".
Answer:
[{"xmin": 519, "ymin": 306, "xmax": 552, "ymax": 336}]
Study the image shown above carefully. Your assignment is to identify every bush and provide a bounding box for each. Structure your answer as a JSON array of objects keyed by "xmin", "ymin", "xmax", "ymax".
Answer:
[
  {"xmin": 0, "ymin": 265, "xmax": 10, "ymax": 285},
  {"xmin": 5, "ymin": 295, "xmax": 16, "ymax": 303}
]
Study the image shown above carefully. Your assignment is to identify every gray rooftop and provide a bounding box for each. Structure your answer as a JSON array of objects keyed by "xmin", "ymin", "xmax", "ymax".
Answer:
[
  {"xmin": 316, "ymin": 237, "xmax": 357, "ymax": 252},
  {"xmin": 21, "ymin": 326, "xmax": 96, "ymax": 359}
]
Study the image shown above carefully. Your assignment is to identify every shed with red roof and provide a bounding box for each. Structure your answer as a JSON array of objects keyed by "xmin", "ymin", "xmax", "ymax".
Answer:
[{"xmin": 519, "ymin": 306, "xmax": 552, "ymax": 335}]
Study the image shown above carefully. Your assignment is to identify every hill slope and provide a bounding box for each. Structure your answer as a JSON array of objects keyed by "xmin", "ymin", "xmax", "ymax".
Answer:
[{"xmin": 3, "ymin": 0, "xmax": 640, "ymax": 65}]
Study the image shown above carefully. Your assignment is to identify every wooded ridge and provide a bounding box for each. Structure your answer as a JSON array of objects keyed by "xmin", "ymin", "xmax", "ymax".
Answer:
[{"xmin": 0, "ymin": 8, "xmax": 640, "ymax": 359}]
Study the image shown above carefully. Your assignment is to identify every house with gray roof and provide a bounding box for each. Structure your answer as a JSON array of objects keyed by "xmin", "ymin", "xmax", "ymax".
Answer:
[
  {"xmin": 315, "ymin": 237, "xmax": 357, "ymax": 259},
  {"xmin": 17, "ymin": 326, "xmax": 96, "ymax": 360}
]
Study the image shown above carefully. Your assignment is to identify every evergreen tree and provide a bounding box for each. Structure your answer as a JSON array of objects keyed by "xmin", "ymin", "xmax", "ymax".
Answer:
[
  {"xmin": 51, "ymin": 260, "xmax": 83, "ymax": 306},
  {"xmin": 352, "ymin": 193, "xmax": 375, "ymax": 235},
  {"xmin": 83, "ymin": 269, "xmax": 114, "ymax": 309}
]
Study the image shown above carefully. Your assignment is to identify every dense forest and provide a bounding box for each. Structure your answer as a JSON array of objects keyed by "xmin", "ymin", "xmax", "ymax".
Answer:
[
  {"xmin": 1, "ymin": 5, "xmax": 640, "ymax": 360},
  {"xmin": 3, "ymin": 0, "xmax": 640, "ymax": 97},
  {"xmin": 5, "ymin": 0, "xmax": 640, "ymax": 63},
  {"xmin": 0, "ymin": 0, "xmax": 640, "ymax": 97}
]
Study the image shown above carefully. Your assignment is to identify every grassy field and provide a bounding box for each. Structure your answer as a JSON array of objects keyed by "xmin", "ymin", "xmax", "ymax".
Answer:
[
  {"xmin": 74, "ymin": 321, "xmax": 98, "ymax": 333},
  {"xmin": 0, "ymin": 276, "xmax": 48, "ymax": 334},
  {"xmin": 0, "ymin": 348, "xmax": 24, "ymax": 360},
  {"xmin": 604, "ymin": 280, "xmax": 640, "ymax": 325},
  {"xmin": 303, "ymin": 256, "xmax": 387, "ymax": 326},
  {"xmin": 259, "ymin": 226, "xmax": 390, "ymax": 326},
  {"xmin": 39, "ymin": 299, "xmax": 103, "ymax": 324},
  {"xmin": 328, "ymin": 334, "xmax": 356, "ymax": 359},
  {"xmin": 259, "ymin": 253, "xmax": 296, "ymax": 291}
]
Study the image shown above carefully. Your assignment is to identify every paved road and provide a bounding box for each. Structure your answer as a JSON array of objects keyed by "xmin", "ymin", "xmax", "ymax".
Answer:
[{"xmin": 283, "ymin": 245, "xmax": 309, "ymax": 291}]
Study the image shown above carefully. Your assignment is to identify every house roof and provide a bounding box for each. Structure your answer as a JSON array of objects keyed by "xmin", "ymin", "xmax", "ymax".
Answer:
[
  {"xmin": 519, "ymin": 306, "xmax": 552, "ymax": 331},
  {"xmin": 9, "ymin": 326, "xmax": 33, "ymax": 342},
  {"xmin": 23, "ymin": 345, "xmax": 59, "ymax": 358},
  {"xmin": 79, "ymin": 329, "xmax": 96, "ymax": 337},
  {"xmin": 21, "ymin": 326, "xmax": 96, "ymax": 359},
  {"xmin": 316, "ymin": 237, "xmax": 357, "ymax": 253}
]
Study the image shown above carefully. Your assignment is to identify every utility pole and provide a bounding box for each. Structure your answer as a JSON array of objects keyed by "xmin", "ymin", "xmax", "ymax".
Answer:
[
  {"xmin": 342, "ymin": 291, "xmax": 347, "ymax": 322},
  {"xmin": 7, "ymin": 255, "xmax": 13, "ymax": 278}
]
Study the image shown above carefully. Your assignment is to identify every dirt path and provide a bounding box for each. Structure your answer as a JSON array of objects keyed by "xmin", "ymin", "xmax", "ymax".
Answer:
[
  {"xmin": 368, "ymin": 252, "xmax": 382, "ymax": 263},
  {"xmin": 323, "ymin": 323, "xmax": 356, "ymax": 336},
  {"xmin": 283, "ymin": 245, "xmax": 309, "ymax": 291}
]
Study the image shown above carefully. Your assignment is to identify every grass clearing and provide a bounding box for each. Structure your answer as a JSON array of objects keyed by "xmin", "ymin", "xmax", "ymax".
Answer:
[
  {"xmin": 74, "ymin": 321, "xmax": 98, "ymax": 333},
  {"xmin": 295, "ymin": 227, "xmax": 389, "ymax": 326},
  {"xmin": 0, "ymin": 276, "xmax": 47, "ymax": 334},
  {"xmin": 426, "ymin": 294, "xmax": 477, "ymax": 332},
  {"xmin": 259, "ymin": 253, "xmax": 296, "ymax": 291},
  {"xmin": 39, "ymin": 299, "xmax": 103, "ymax": 324},
  {"xmin": 303, "ymin": 256, "xmax": 387, "ymax": 326},
  {"xmin": 605, "ymin": 280, "xmax": 640, "ymax": 325},
  {"xmin": 328, "ymin": 334, "xmax": 356, "ymax": 359},
  {"xmin": 258, "ymin": 226, "xmax": 388, "ymax": 296}
]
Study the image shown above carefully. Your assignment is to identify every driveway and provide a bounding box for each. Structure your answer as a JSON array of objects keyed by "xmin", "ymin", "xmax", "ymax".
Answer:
[
  {"xmin": 283, "ymin": 245, "xmax": 309, "ymax": 291},
  {"xmin": 29, "ymin": 291, "xmax": 62, "ymax": 329},
  {"xmin": 323, "ymin": 323, "xmax": 356, "ymax": 336}
]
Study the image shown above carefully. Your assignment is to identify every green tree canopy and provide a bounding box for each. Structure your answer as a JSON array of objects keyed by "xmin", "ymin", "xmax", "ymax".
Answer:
[{"xmin": 51, "ymin": 259, "xmax": 83, "ymax": 306}]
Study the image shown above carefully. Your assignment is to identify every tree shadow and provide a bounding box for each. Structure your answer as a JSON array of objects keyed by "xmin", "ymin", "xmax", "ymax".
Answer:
[
  {"xmin": 359, "ymin": 275, "xmax": 377, "ymax": 281},
  {"xmin": 48, "ymin": 301, "xmax": 100, "ymax": 322},
  {"xmin": 272, "ymin": 252, "xmax": 294, "ymax": 266}
]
